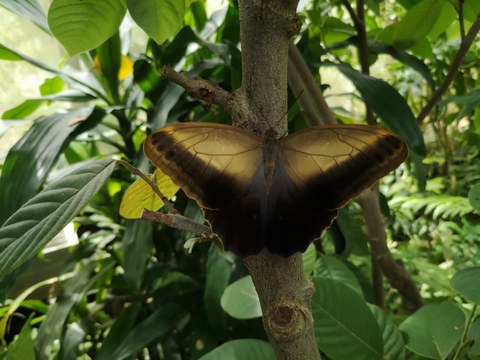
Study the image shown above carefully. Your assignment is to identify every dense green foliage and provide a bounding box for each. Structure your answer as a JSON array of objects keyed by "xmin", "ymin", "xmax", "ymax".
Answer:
[{"xmin": 1, "ymin": 0, "xmax": 480, "ymax": 359}]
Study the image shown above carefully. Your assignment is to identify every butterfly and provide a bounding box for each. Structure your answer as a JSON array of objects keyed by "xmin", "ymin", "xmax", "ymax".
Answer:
[{"xmin": 144, "ymin": 122, "xmax": 408, "ymax": 258}]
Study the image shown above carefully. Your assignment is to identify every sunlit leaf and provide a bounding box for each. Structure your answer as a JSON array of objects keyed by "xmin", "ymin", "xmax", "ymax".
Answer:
[
  {"xmin": 127, "ymin": 0, "xmax": 185, "ymax": 44},
  {"xmin": 119, "ymin": 169, "xmax": 179, "ymax": 219},
  {"xmin": 221, "ymin": 276, "xmax": 261, "ymax": 319},
  {"xmin": 48, "ymin": 0, "xmax": 127, "ymax": 55}
]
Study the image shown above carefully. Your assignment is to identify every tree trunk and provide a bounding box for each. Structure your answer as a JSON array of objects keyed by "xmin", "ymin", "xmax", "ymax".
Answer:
[{"xmin": 236, "ymin": 1, "xmax": 322, "ymax": 359}]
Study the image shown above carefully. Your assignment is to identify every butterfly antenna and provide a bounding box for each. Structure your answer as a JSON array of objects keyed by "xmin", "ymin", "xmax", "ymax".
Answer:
[{"xmin": 270, "ymin": 88, "xmax": 305, "ymax": 132}]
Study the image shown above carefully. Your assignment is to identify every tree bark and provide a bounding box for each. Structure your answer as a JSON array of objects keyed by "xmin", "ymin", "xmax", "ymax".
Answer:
[{"xmin": 236, "ymin": 0, "xmax": 321, "ymax": 358}]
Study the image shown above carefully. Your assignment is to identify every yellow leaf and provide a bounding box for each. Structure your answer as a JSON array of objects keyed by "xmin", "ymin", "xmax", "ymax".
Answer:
[
  {"xmin": 118, "ymin": 55, "xmax": 133, "ymax": 80},
  {"xmin": 120, "ymin": 169, "xmax": 179, "ymax": 219}
]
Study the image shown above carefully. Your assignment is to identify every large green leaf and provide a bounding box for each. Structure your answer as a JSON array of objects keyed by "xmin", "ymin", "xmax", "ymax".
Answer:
[
  {"xmin": 312, "ymin": 277, "xmax": 383, "ymax": 360},
  {"xmin": 0, "ymin": 158, "xmax": 117, "ymax": 275},
  {"xmin": 368, "ymin": 304, "xmax": 406, "ymax": 360},
  {"xmin": 199, "ymin": 339, "xmax": 275, "ymax": 360},
  {"xmin": 204, "ymin": 247, "xmax": 233, "ymax": 333},
  {"xmin": 399, "ymin": 302, "xmax": 465, "ymax": 359},
  {"xmin": 0, "ymin": 0, "xmax": 50, "ymax": 33},
  {"xmin": 450, "ymin": 267, "xmax": 480, "ymax": 304},
  {"xmin": 127, "ymin": 0, "xmax": 185, "ymax": 45},
  {"xmin": 221, "ymin": 276, "xmax": 261, "ymax": 320},
  {"xmin": 335, "ymin": 63, "xmax": 426, "ymax": 155},
  {"xmin": 0, "ymin": 107, "xmax": 95, "ymax": 226},
  {"xmin": 48, "ymin": 0, "xmax": 127, "ymax": 55}
]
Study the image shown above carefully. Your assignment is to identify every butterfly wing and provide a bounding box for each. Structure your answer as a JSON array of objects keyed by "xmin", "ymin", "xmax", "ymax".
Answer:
[
  {"xmin": 263, "ymin": 125, "xmax": 408, "ymax": 257},
  {"xmin": 144, "ymin": 122, "xmax": 268, "ymax": 256}
]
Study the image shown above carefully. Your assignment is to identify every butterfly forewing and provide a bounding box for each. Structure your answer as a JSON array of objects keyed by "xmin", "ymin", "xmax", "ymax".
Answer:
[
  {"xmin": 144, "ymin": 123, "xmax": 263, "ymax": 210},
  {"xmin": 279, "ymin": 125, "xmax": 408, "ymax": 210}
]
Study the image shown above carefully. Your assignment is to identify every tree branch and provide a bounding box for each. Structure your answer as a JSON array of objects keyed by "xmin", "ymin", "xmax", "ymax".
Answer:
[
  {"xmin": 161, "ymin": 64, "xmax": 234, "ymax": 115},
  {"xmin": 288, "ymin": 44, "xmax": 336, "ymax": 125},
  {"xmin": 417, "ymin": 13, "xmax": 480, "ymax": 123},
  {"xmin": 358, "ymin": 187, "xmax": 424, "ymax": 311}
]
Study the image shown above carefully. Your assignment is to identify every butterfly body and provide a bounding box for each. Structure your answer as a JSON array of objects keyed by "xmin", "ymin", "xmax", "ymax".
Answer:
[{"xmin": 145, "ymin": 122, "xmax": 407, "ymax": 258}]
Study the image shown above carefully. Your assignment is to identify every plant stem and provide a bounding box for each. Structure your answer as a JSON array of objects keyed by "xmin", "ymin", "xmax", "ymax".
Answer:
[{"xmin": 418, "ymin": 14, "xmax": 480, "ymax": 123}]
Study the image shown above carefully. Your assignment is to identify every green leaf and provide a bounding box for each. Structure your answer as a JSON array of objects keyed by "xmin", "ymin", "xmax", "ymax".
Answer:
[
  {"xmin": 321, "ymin": 17, "xmax": 356, "ymax": 46},
  {"xmin": 35, "ymin": 262, "xmax": 99, "ymax": 358},
  {"xmin": 199, "ymin": 339, "xmax": 275, "ymax": 360},
  {"xmin": 0, "ymin": 0, "xmax": 50, "ymax": 33},
  {"xmin": 0, "ymin": 43, "xmax": 23, "ymax": 60},
  {"xmin": 0, "ymin": 107, "xmax": 95, "ymax": 226},
  {"xmin": 450, "ymin": 267, "xmax": 480, "ymax": 304},
  {"xmin": 464, "ymin": 0, "xmax": 480, "ymax": 22},
  {"xmin": 302, "ymin": 243, "xmax": 317, "ymax": 275},
  {"xmin": 1, "ymin": 99, "xmax": 42, "ymax": 119},
  {"xmin": 48, "ymin": 0, "xmax": 127, "ymax": 55},
  {"xmin": 0, "ymin": 158, "xmax": 117, "ymax": 275},
  {"xmin": 368, "ymin": 304, "xmax": 406, "ymax": 360},
  {"xmin": 335, "ymin": 63, "xmax": 426, "ymax": 155},
  {"xmin": 380, "ymin": 0, "xmax": 444, "ymax": 49},
  {"xmin": 122, "ymin": 221, "xmax": 153, "ymax": 289},
  {"xmin": 5, "ymin": 319, "xmax": 35, "ymax": 360},
  {"xmin": 60, "ymin": 323, "xmax": 85, "ymax": 360},
  {"xmin": 39, "ymin": 76, "xmax": 65, "ymax": 96},
  {"xmin": 204, "ymin": 247, "xmax": 233, "ymax": 332},
  {"xmin": 312, "ymin": 277, "xmax": 383, "ymax": 360},
  {"xmin": 469, "ymin": 183, "xmax": 480, "ymax": 211},
  {"xmin": 399, "ymin": 302, "xmax": 465, "ymax": 359},
  {"xmin": 221, "ymin": 276, "xmax": 261, "ymax": 319},
  {"xmin": 446, "ymin": 88, "xmax": 480, "ymax": 121},
  {"xmin": 315, "ymin": 255, "xmax": 363, "ymax": 296},
  {"xmin": 97, "ymin": 303, "xmax": 142, "ymax": 360},
  {"xmin": 96, "ymin": 32, "xmax": 121, "ymax": 102},
  {"xmin": 336, "ymin": 208, "xmax": 369, "ymax": 256},
  {"xmin": 127, "ymin": 0, "xmax": 185, "ymax": 45},
  {"xmin": 107, "ymin": 304, "xmax": 186, "ymax": 360},
  {"xmin": 427, "ymin": 1, "xmax": 457, "ymax": 40}
]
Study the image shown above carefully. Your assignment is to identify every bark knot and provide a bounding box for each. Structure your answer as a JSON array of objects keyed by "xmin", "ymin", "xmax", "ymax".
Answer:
[{"xmin": 265, "ymin": 299, "xmax": 313, "ymax": 341}]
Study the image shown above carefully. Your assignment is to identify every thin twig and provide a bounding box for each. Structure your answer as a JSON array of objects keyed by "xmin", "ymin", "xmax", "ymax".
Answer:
[
  {"xmin": 117, "ymin": 159, "xmax": 178, "ymax": 214},
  {"xmin": 161, "ymin": 64, "xmax": 234, "ymax": 115},
  {"xmin": 418, "ymin": 14, "xmax": 480, "ymax": 123},
  {"xmin": 141, "ymin": 210, "xmax": 221, "ymax": 246}
]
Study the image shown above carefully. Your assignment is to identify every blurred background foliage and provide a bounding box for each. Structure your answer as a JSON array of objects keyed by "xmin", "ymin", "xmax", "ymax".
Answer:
[{"xmin": 1, "ymin": 0, "xmax": 480, "ymax": 359}]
